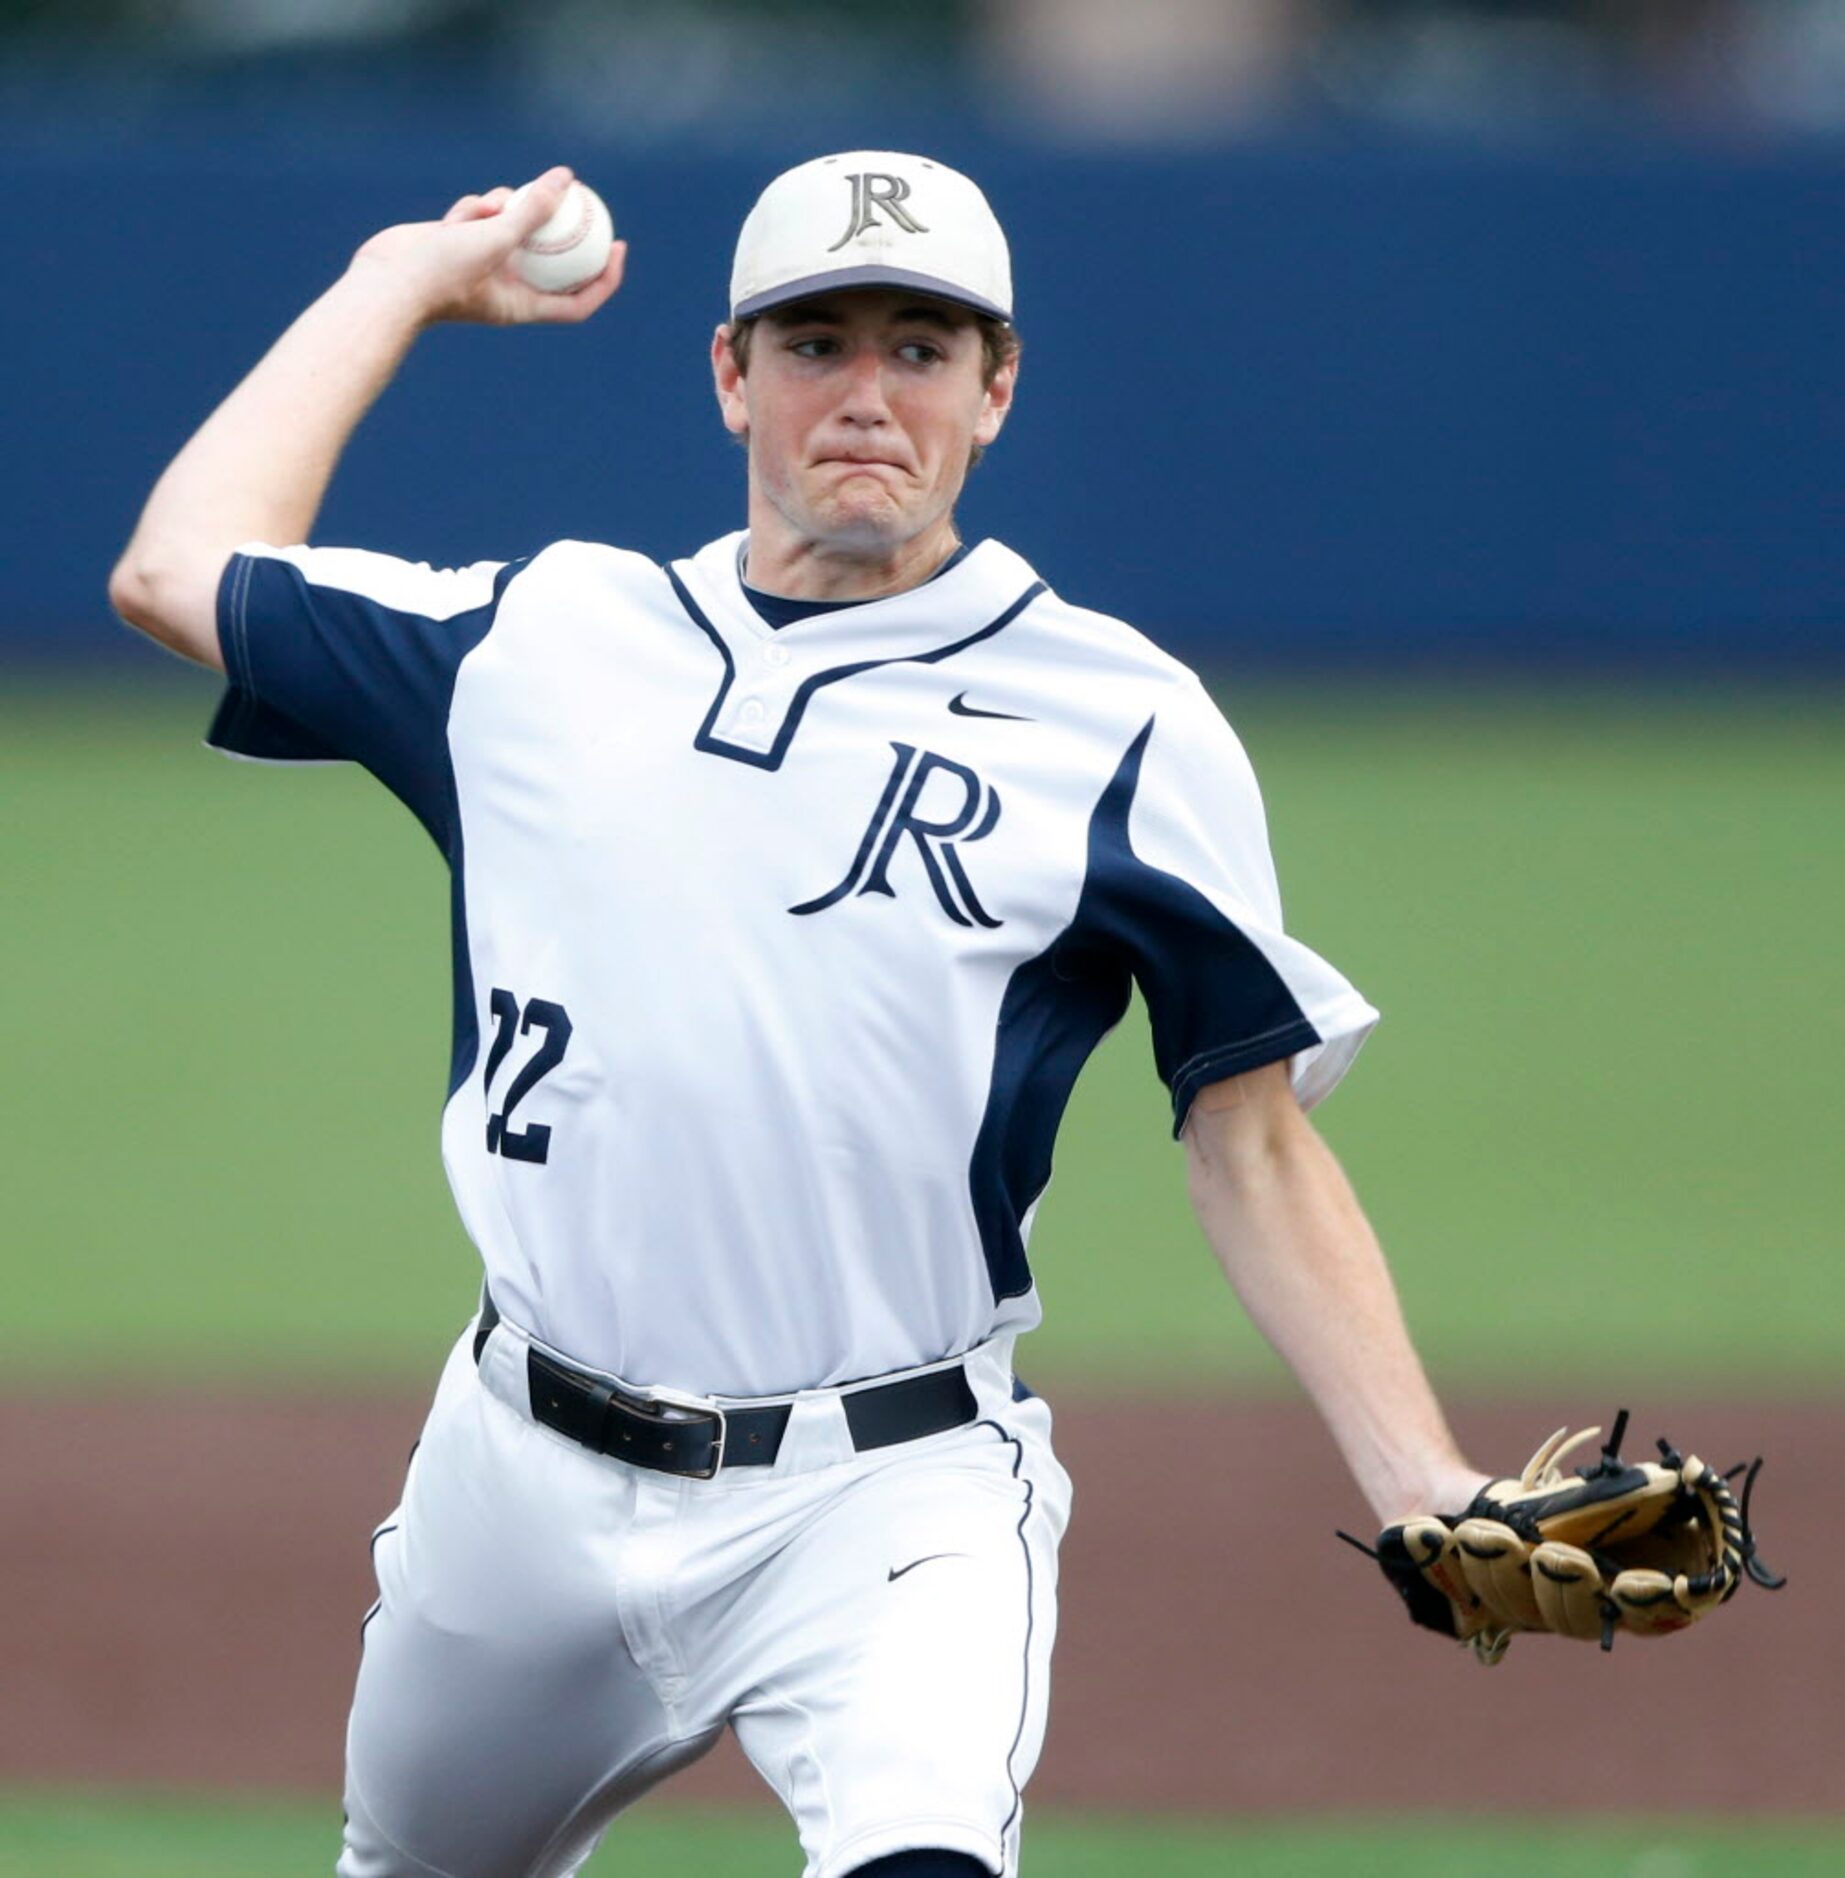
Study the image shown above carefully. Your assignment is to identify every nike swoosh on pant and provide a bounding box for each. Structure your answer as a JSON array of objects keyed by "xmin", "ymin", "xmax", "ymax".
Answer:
[{"xmin": 887, "ymin": 1552, "xmax": 969, "ymax": 1582}]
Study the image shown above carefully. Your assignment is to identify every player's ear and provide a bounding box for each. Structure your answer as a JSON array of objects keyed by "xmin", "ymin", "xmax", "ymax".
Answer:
[
  {"xmin": 974, "ymin": 353, "xmax": 1017, "ymax": 449},
  {"xmin": 712, "ymin": 322, "xmax": 750, "ymax": 440}
]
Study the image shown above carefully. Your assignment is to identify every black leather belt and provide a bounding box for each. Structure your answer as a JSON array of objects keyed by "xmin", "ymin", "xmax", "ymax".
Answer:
[{"xmin": 472, "ymin": 1290, "xmax": 978, "ymax": 1479}]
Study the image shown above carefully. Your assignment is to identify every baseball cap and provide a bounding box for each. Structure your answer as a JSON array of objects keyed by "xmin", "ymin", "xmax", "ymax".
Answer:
[{"xmin": 729, "ymin": 151, "xmax": 1012, "ymax": 325}]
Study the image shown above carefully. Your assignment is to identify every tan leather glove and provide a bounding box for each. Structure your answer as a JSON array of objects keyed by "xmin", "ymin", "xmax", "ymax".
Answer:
[{"xmin": 1345, "ymin": 1411, "xmax": 1785, "ymax": 1665}]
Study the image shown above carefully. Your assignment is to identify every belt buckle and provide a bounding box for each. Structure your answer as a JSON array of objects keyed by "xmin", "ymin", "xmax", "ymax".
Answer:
[{"xmin": 638, "ymin": 1383, "xmax": 728, "ymax": 1480}]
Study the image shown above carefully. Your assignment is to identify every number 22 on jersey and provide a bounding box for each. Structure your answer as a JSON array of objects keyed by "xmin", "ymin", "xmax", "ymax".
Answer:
[{"xmin": 483, "ymin": 988, "xmax": 573, "ymax": 1164}]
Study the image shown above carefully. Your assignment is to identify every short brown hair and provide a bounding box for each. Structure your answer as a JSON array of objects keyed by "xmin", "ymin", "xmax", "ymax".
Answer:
[{"xmin": 725, "ymin": 311, "xmax": 1021, "ymax": 389}]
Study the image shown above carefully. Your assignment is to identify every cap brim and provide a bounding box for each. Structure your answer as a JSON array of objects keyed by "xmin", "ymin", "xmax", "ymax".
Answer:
[{"xmin": 733, "ymin": 264, "xmax": 1011, "ymax": 324}]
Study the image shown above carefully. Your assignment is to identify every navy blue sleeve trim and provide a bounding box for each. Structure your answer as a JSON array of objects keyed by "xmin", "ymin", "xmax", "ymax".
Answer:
[
  {"xmin": 665, "ymin": 566, "xmax": 1046, "ymax": 771},
  {"xmin": 1086, "ymin": 718, "xmax": 1322, "ymax": 1139},
  {"xmin": 208, "ymin": 553, "xmax": 346, "ymax": 762},
  {"xmin": 206, "ymin": 549, "xmax": 528, "ymax": 1104},
  {"xmin": 206, "ymin": 690, "xmax": 345, "ymax": 762},
  {"xmin": 207, "ymin": 550, "xmax": 526, "ymax": 848},
  {"xmin": 219, "ymin": 549, "xmax": 256, "ymax": 693},
  {"xmin": 1167, "ymin": 1021, "xmax": 1324, "ymax": 1137},
  {"xmin": 964, "ymin": 711, "xmax": 1327, "ymax": 1305}
]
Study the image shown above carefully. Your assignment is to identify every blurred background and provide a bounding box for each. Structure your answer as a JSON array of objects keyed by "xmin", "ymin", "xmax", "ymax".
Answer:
[{"xmin": 4, "ymin": 2, "xmax": 1841, "ymax": 1874}]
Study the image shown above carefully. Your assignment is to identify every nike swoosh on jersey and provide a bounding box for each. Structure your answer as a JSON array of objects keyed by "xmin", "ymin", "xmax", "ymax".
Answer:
[
  {"xmin": 947, "ymin": 692, "xmax": 1033, "ymax": 722},
  {"xmin": 887, "ymin": 1551, "xmax": 969, "ymax": 1582}
]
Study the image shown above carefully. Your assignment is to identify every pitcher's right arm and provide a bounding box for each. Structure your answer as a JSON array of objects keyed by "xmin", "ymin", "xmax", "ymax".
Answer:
[{"xmin": 108, "ymin": 167, "xmax": 625, "ymax": 671}]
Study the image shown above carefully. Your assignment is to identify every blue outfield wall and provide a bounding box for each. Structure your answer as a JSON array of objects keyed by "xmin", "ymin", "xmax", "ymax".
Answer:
[{"xmin": 5, "ymin": 106, "xmax": 1843, "ymax": 670}]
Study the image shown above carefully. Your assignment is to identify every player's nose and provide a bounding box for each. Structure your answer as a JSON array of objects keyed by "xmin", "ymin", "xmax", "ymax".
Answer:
[{"xmin": 835, "ymin": 348, "xmax": 894, "ymax": 424}]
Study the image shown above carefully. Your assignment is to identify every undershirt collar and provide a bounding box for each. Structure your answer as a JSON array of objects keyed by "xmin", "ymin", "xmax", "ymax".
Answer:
[{"xmin": 741, "ymin": 542, "xmax": 972, "ymax": 630}]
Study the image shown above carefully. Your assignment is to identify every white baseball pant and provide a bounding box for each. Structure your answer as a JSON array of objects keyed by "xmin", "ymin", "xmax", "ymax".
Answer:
[{"xmin": 337, "ymin": 1315, "xmax": 1071, "ymax": 1878}]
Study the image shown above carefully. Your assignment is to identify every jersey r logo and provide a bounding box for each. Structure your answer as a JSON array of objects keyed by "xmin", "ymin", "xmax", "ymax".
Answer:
[
  {"xmin": 790, "ymin": 742, "xmax": 1003, "ymax": 928},
  {"xmin": 828, "ymin": 173, "xmax": 929, "ymax": 252}
]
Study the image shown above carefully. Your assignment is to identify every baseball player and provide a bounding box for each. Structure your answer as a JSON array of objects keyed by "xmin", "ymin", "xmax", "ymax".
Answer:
[{"xmin": 110, "ymin": 153, "xmax": 1489, "ymax": 1877}]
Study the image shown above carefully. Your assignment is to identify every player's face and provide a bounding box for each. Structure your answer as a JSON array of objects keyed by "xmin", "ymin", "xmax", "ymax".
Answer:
[{"xmin": 713, "ymin": 291, "xmax": 1014, "ymax": 557}]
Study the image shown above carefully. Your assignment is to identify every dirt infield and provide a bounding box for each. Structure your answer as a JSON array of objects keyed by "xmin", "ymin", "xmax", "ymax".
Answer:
[{"xmin": 1, "ymin": 1389, "xmax": 1833, "ymax": 1812}]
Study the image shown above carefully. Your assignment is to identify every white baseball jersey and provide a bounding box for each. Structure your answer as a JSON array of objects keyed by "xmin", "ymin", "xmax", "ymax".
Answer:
[{"xmin": 210, "ymin": 531, "xmax": 1378, "ymax": 1398}]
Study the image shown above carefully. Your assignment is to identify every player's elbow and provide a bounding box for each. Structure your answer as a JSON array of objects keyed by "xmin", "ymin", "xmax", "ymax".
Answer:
[
  {"xmin": 108, "ymin": 546, "xmax": 226, "ymax": 672},
  {"xmin": 107, "ymin": 554, "xmax": 159, "ymax": 631}
]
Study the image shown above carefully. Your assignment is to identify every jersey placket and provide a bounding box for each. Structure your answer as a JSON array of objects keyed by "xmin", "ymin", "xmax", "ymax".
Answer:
[{"xmin": 707, "ymin": 630, "xmax": 802, "ymax": 758}]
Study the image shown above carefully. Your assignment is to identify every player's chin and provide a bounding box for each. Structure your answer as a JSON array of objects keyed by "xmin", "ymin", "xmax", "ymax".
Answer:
[{"xmin": 806, "ymin": 487, "xmax": 912, "ymax": 545}]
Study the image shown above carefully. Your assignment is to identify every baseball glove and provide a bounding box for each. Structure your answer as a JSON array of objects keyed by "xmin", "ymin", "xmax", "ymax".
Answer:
[{"xmin": 1341, "ymin": 1411, "xmax": 1785, "ymax": 1664}]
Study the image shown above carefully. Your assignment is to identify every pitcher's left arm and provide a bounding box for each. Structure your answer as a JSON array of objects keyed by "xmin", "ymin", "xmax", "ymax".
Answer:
[{"xmin": 1183, "ymin": 1060, "xmax": 1489, "ymax": 1525}]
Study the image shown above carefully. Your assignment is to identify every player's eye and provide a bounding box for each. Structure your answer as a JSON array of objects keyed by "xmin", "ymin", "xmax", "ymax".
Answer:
[
  {"xmin": 896, "ymin": 341, "xmax": 944, "ymax": 365},
  {"xmin": 789, "ymin": 336, "xmax": 840, "ymax": 359}
]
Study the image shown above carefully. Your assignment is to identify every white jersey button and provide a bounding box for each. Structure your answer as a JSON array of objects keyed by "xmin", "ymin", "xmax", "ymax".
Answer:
[
  {"xmin": 739, "ymin": 697, "xmax": 766, "ymax": 725},
  {"xmin": 762, "ymin": 643, "xmax": 791, "ymax": 667}
]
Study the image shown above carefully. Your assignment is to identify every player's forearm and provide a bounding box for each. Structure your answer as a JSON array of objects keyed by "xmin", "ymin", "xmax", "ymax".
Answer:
[
  {"xmin": 109, "ymin": 265, "xmax": 426, "ymax": 668},
  {"xmin": 1184, "ymin": 1074, "xmax": 1484, "ymax": 1525},
  {"xmin": 148, "ymin": 263, "xmax": 425, "ymax": 550},
  {"xmin": 112, "ymin": 170, "xmax": 621, "ymax": 672}
]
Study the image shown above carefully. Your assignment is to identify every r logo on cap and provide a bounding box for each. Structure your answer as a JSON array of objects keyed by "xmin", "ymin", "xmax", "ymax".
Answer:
[
  {"xmin": 729, "ymin": 151, "xmax": 1011, "ymax": 325},
  {"xmin": 828, "ymin": 173, "xmax": 929, "ymax": 253}
]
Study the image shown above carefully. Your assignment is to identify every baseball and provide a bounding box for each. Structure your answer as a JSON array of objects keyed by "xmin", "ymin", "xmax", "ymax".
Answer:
[{"xmin": 512, "ymin": 179, "xmax": 614, "ymax": 294}]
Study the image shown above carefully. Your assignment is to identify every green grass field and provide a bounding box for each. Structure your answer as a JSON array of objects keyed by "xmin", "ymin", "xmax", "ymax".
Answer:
[
  {"xmin": 6, "ymin": 678, "xmax": 1841, "ymax": 1390},
  {"xmin": 6, "ymin": 680, "xmax": 1839, "ymax": 1866},
  {"xmin": 3, "ymin": 1793, "xmax": 1840, "ymax": 1878}
]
